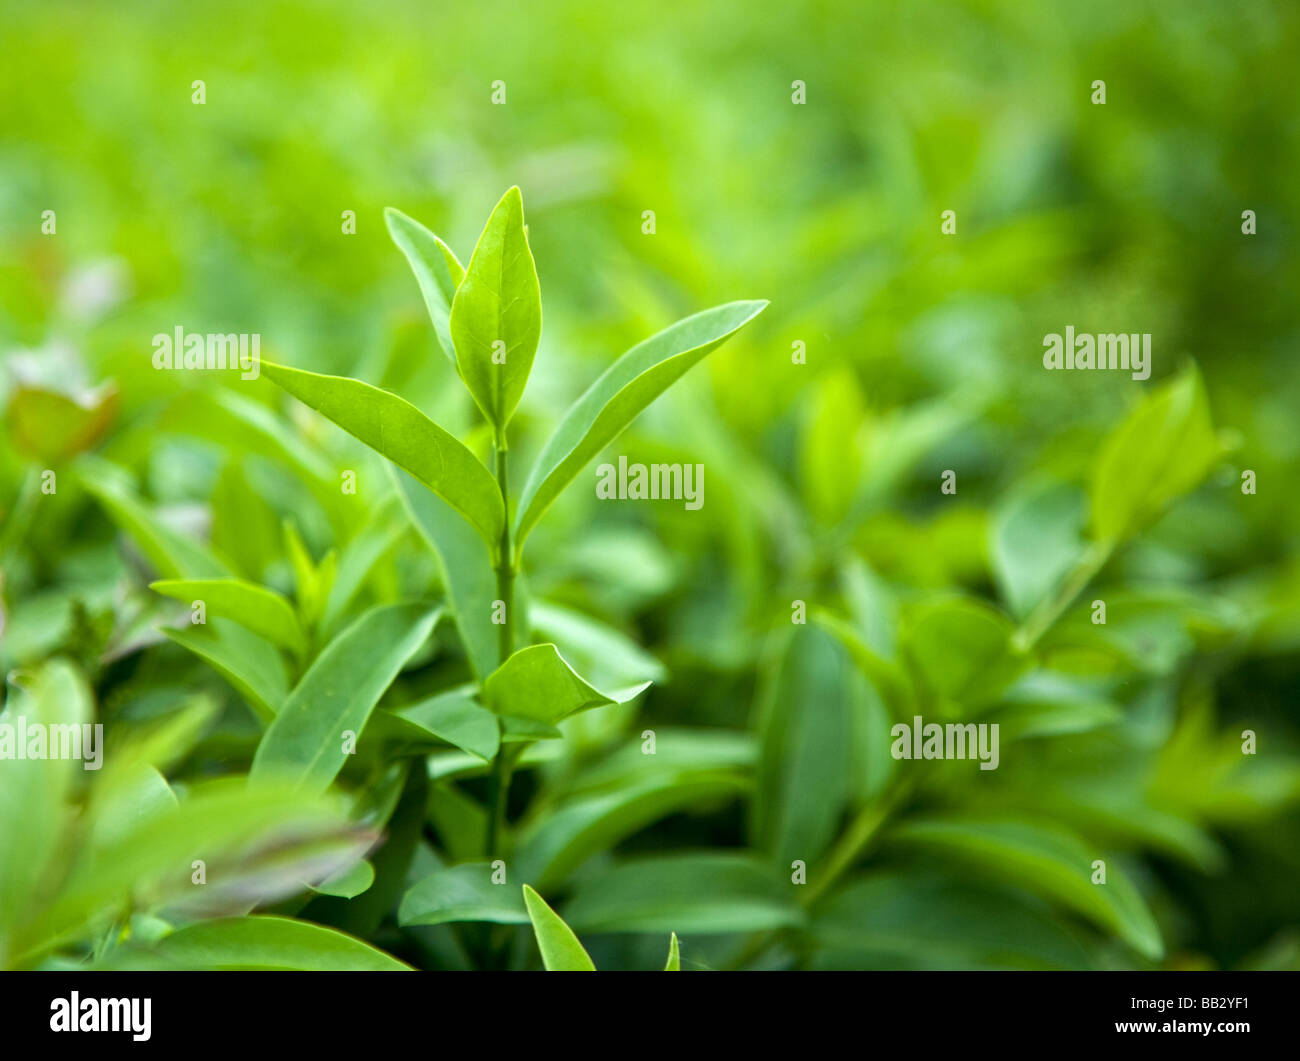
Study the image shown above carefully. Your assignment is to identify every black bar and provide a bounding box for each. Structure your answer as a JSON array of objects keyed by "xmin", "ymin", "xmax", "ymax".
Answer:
[{"xmin": 1, "ymin": 970, "xmax": 1291, "ymax": 1049}]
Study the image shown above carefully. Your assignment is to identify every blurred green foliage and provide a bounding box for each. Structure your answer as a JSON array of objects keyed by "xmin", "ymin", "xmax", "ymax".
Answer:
[{"xmin": 2, "ymin": 0, "xmax": 1299, "ymax": 970}]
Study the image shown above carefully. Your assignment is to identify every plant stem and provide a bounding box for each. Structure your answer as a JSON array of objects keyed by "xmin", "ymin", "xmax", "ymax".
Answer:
[
  {"xmin": 802, "ymin": 780, "xmax": 912, "ymax": 908},
  {"xmin": 1012, "ymin": 540, "xmax": 1113, "ymax": 653},
  {"xmin": 486, "ymin": 746, "xmax": 511, "ymax": 859},
  {"xmin": 724, "ymin": 781, "xmax": 912, "ymax": 970},
  {"xmin": 486, "ymin": 436, "xmax": 516, "ymax": 860},
  {"xmin": 494, "ymin": 441, "xmax": 515, "ymax": 663}
]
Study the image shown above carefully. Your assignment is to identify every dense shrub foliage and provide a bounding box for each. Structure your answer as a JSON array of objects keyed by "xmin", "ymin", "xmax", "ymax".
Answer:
[{"xmin": 2, "ymin": 0, "xmax": 1298, "ymax": 970}]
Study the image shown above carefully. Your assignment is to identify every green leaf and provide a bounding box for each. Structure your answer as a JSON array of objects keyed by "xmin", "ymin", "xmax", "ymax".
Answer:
[
  {"xmin": 887, "ymin": 816, "xmax": 1164, "ymax": 960},
  {"xmin": 261, "ymin": 360, "xmax": 504, "ymax": 550},
  {"xmin": 515, "ymin": 775, "xmax": 747, "ymax": 891},
  {"xmin": 425, "ymin": 781, "xmax": 489, "ymax": 862},
  {"xmin": 283, "ymin": 520, "xmax": 331, "ymax": 630},
  {"xmin": 385, "ymin": 688, "xmax": 500, "ymax": 761},
  {"xmin": 990, "ymin": 480, "xmax": 1088, "ymax": 620},
  {"xmin": 522, "ymin": 884, "xmax": 596, "ymax": 971},
  {"xmin": 994, "ymin": 673, "xmax": 1122, "ymax": 741},
  {"xmin": 251, "ymin": 603, "xmax": 441, "ymax": 791},
  {"xmin": 448, "ymin": 186, "xmax": 542, "ymax": 433},
  {"xmin": 161, "ymin": 388, "xmax": 336, "ymax": 486},
  {"xmin": 901, "ymin": 598, "xmax": 1027, "ymax": 712},
  {"xmin": 23, "ymin": 779, "xmax": 356, "ymax": 960},
  {"xmin": 0, "ymin": 661, "xmax": 92, "ymax": 961},
  {"xmin": 567, "ymin": 728, "xmax": 754, "ymax": 794},
  {"xmin": 161, "ymin": 619, "xmax": 288, "ymax": 724},
  {"xmin": 811, "ymin": 871, "xmax": 1097, "ymax": 970},
  {"xmin": 563, "ymin": 853, "xmax": 803, "ymax": 935},
  {"xmin": 6, "ymin": 383, "xmax": 117, "ymax": 463},
  {"xmin": 76, "ymin": 458, "xmax": 229, "ymax": 578},
  {"xmin": 140, "ymin": 915, "xmax": 410, "ymax": 970},
  {"xmin": 800, "ymin": 367, "xmax": 866, "ymax": 525},
  {"xmin": 664, "ymin": 932, "xmax": 680, "ymax": 971},
  {"xmin": 393, "ymin": 465, "xmax": 500, "ymax": 681},
  {"xmin": 89, "ymin": 764, "xmax": 178, "ymax": 854},
  {"xmin": 530, "ymin": 599, "xmax": 667, "ymax": 686},
  {"xmin": 839, "ymin": 555, "xmax": 900, "ymax": 663},
  {"xmin": 320, "ymin": 501, "xmax": 405, "ymax": 637},
  {"xmin": 751, "ymin": 625, "xmax": 856, "ymax": 866},
  {"xmin": 483, "ymin": 643, "xmax": 641, "ymax": 725},
  {"xmin": 1090, "ymin": 365, "xmax": 1220, "ymax": 545},
  {"xmin": 385, "ymin": 207, "xmax": 465, "ymax": 365},
  {"xmin": 151, "ymin": 578, "xmax": 307, "ymax": 656},
  {"xmin": 307, "ymin": 859, "xmax": 374, "ymax": 899},
  {"xmin": 813, "ymin": 611, "xmax": 911, "ymax": 717},
  {"xmin": 501, "ymin": 715, "xmax": 564, "ymax": 742},
  {"xmin": 91, "ymin": 694, "xmax": 218, "ymax": 799},
  {"xmin": 400, "ymin": 863, "xmax": 529, "ymax": 926},
  {"xmin": 514, "ymin": 299, "xmax": 767, "ymax": 548},
  {"xmin": 306, "ymin": 764, "xmax": 429, "ymax": 939}
]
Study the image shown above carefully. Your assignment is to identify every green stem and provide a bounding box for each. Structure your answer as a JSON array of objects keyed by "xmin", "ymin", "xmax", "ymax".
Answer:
[
  {"xmin": 494, "ymin": 441, "xmax": 515, "ymax": 663},
  {"xmin": 486, "ymin": 746, "xmax": 511, "ymax": 859},
  {"xmin": 802, "ymin": 780, "xmax": 912, "ymax": 908},
  {"xmin": 1012, "ymin": 540, "xmax": 1113, "ymax": 653},
  {"xmin": 486, "ymin": 436, "xmax": 516, "ymax": 860},
  {"xmin": 724, "ymin": 781, "xmax": 912, "ymax": 970}
]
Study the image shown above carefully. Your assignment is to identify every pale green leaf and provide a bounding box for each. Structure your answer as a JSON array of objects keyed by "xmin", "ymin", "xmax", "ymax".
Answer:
[
  {"xmin": 530, "ymin": 599, "xmax": 666, "ymax": 686},
  {"xmin": 385, "ymin": 688, "xmax": 500, "ymax": 761},
  {"xmin": 320, "ymin": 501, "xmax": 405, "ymax": 637},
  {"xmin": 523, "ymin": 884, "xmax": 596, "ymax": 971},
  {"xmin": 261, "ymin": 360, "xmax": 504, "ymax": 549},
  {"xmin": 141, "ymin": 915, "xmax": 410, "ymax": 970},
  {"xmin": 514, "ymin": 299, "xmax": 767, "ymax": 548},
  {"xmin": 990, "ymin": 480, "xmax": 1088, "ymax": 619},
  {"xmin": 483, "ymin": 643, "xmax": 642, "ymax": 725},
  {"xmin": 448, "ymin": 186, "xmax": 542, "ymax": 432},
  {"xmin": 385, "ymin": 207, "xmax": 466, "ymax": 365},
  {"xmin": 307, "ymin": 859, "xmax": 374, "ymax": 899},
  {"xmin": 400, "ymin": 863, "xmax": 529, "ymax": 926},
  {"xmin": 151, "ymin": 578, "xmax": 306, "ymax": 655},
  {"xmin": 1091, "ymin": 366, "xmax": 1220, "ymax": 545}
]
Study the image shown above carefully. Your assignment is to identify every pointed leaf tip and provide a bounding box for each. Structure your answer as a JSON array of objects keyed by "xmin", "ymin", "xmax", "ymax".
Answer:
[
  {"xmin": 664, "ymin": 932, "xmax": 681, "ymax": 971},
  {"xmin": 522, "ymin": 884, "xmax": 596, "ymax": 971}
]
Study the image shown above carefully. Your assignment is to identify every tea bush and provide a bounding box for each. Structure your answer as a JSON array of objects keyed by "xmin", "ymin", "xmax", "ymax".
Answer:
[{"xmin": 2, "ymin": 0, "xmax": 1298, "ymax": 971}]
